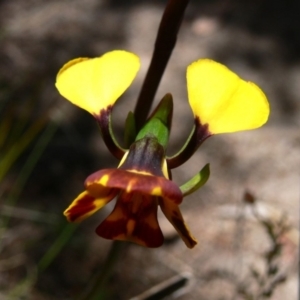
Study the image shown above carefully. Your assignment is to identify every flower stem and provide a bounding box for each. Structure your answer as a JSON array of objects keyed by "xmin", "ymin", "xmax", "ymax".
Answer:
[
  {"xmin": 38, "ymin": 223, "xmax": 78, "ymax": 272},
  {"xmin": 78, "ymin": 241, "xmax": 126, "ymax": 300},
  {"xmin": 134, "ymin": 0, "xmax": 190, "ymax": 131},
  {"xmin": 79, "ymin": 2, "xmax": 190, "ymax": 298}
]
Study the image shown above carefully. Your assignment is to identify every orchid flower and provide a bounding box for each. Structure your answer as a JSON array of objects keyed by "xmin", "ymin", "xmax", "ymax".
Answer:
[{"xmin": 55, "ymin": 50, "xmax": 269, "ymax": 248}]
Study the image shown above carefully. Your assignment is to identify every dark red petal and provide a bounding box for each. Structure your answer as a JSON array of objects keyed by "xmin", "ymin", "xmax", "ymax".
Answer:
[
  {"xmin": 159, "ymin": 198, "xmax": 197, "ymax": 248},
  {"xmin": 96, "ymin": 192, "xmax": 164, "ymax": 248},
  {"xmin": 64, "ymin": 189, "xmax": 116, "ymax": 223},
  {"xmin": 86, "ymin": 169, "xmax": 182, "ymax": 204}
]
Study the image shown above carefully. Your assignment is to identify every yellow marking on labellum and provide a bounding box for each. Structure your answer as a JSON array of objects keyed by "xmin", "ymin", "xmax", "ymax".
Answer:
[
  {"xmin": 127, "ymin": 219, "xmax": 136, "ymax": 235},
  {"xmin": 85, "ymin": 182, "xmax": 115, "ymax": 199},
  {"xmin": 127, "ymin": 169, "xmax": 153, "ymax": 176},
  {"xmin": 151, "ymin": 187, "xmax": 162, "ymax": 196},
  {"xmin": 64, "ymin": 191, "xmax": 111, "ymax": 223},
  {"xmin": 99, "ymin": 174, "xmax": 109, "ymax": 186},
  {"xmin": 126, "ymin": 182, "xmax": 133, "ymax": 193},
  {"xmin": 72, "ymin": 198, "xmax": 107, "ymax": 222}
]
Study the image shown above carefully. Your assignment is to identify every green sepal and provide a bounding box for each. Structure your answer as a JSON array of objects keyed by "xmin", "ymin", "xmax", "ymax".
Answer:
[
  {"xmin": 180, "ymin": 163, "xmax": 210, "ymax": 197},
  {"xmin": 124, "ymin": 111, "xmax": 136, "ymax": 148},
  {"xmin": 135, "ymin": 93, "xmax": 173, "ymax": 149}
]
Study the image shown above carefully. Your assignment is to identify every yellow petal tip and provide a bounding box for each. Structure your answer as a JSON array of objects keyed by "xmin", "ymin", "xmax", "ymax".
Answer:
[
  {"xmin": 187, "ymin": 59, "xmax": 270, "ymax": 134},
  {"xmin": 56, "ymin": 50, "xmax": 140, "ymax": 116}
]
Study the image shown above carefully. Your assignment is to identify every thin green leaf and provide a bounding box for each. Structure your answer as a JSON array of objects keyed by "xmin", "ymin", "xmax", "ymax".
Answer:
[{"xmin": 180, "ymin": 164, "xmax": 210, "ymax": 197}]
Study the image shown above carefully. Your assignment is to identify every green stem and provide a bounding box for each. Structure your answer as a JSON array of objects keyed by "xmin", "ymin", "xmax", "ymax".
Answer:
[
  {"xmin": 0, "ymin": 114, "xmax": 49, "ymax": 182},
  {"xmin": 134, "ymin": 0, "xmax": 190, "ymax": 131},
  {"xmin": 0, "ymin": 121, "xmax": 58, "ymax": 246},
  {"xmin": 78, "ymin": 241, "xmax": 126, "ymax": 300},
  {"xmin": 38, "ymin": 223, "xmax": 78, "ymax": 272}
]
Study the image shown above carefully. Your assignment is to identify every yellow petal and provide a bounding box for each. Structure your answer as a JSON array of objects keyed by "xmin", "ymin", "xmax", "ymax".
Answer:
[
  {"xmin": 56, "ymin": 50, "xmax": 140, "ymax": 116},
  {"xmin": 187, "ymin": 59, "xmax": 270, "ymax": 134}
]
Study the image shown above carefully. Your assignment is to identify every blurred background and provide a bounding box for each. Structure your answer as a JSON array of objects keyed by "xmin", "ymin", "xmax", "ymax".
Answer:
[{"xmin": 0, "ymin": 0, "xmax": 299, "ymax": 299}]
